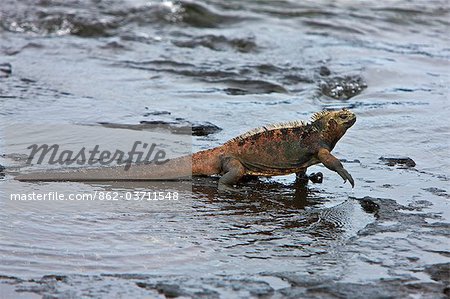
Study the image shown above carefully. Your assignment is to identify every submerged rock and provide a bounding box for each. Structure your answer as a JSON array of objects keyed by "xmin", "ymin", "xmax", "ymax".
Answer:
[
  {"xmin": 136, "ymin": 282, "xmax": 188, "ymax": 298},
  {"xmin": 319, "ymin": 66, "xmax": 331, "ymax": 76},
  {"xmin": 221, "ymin": 79, "xmax": 287, "ymax": 95},
  {"xmin": 0, "ymin": 63, "xmax": 12, "ymax": 77},
  {"xmin": 192, "ymin": 122, "xmax": 222, "ymax": 136},
  {"xmin": 320, "ymin": 75, "xmax": 367, "ymax": 100},
  {"xmin": 177, "ymin": 2, "xmax": 239, "ymax": 28},
  {"xmin": 173, "ymin": 35, "xmax": 257, "ymax": 53},
  {"xmin": 308, "ymin": 172, "xmax": 323, "ymax": 184},
  {"xmin": 99, "ymin": 120, "xmax": 221, "ymax": 137},
  {"xmin": 425, "ymin": 263, "xmax": 450, "ymax": 283},
  {"xmin": 379, "ymin": 156, "xmax": 416, "ymax": 167}
]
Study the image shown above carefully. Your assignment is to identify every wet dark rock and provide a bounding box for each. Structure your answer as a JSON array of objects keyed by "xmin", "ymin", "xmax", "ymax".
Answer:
[
  {"xmin": 425, "ymin": 222, "xmax": 450, "ymax": 238},
  {"xmin": 0, "ymin": 63, "xmax": 12, "ymax": 77},
  {"xmin": 133, "ymin": 59, "xmax": 196, "ymax": 69},
  {"xmin": 273, "ymin": 273, "xmax": 330, "ymax": 288},
  {"xmin": 353, "ymin": 197, "xmax": 417, "ymax": 235},
  {"xmin": 135, "ymin": 278, "xmax": 273, "ymax": 298},
  {"xmin": 223, "ymin": 88, "xmax": 247, "ymax": 95},
  {"xmin": 357, "ymin": 197, "xmax": 380, "ymax": 215},
  {"xmin": 5, "ymin": 274, "xmax": 445, "ymax": 299},
  {"xmin": 20, "ymin": 78, "xmax": 36, "ymax": 83},
  {"xmin": 16, "ymin": 284, "xmax": 55, "ymax": 295},
  {"xmin": 139, "ymin": 120, "xmax": 177, "ymax": 126},
  {"xmin": 98, "ymin": 121, "xmax": 188, "ymax": 135},
  {"xmin": 2, "ymin": 9, "xmax": 117, "ymax": 37},
  {"xmin": 379, "ymin": 156, "xmax": 416, "ymax": 167},
  {"xmin": 105, "ymin": 1, "xmax": 240, "ymax": 30},
  {"xmin": 423, "ymin": 187, "xmax": 449, "ymax": 198},
  {"xmin": 0, "ymin": 275, "xmax": 21, "ymax": 282},
  {"xmin": 282, "ymin": 74, "xmax": 314, "ymax": 84},
  {"xmin": 320, "ymin": 75, "xmax": 367, "ymax": 100},
  {"xmin": 425, "ymin": 263, "xmax": 450, "ymax": 282},
  {"xmin": 136, "ymin": 282, "xmax": 187, "ymax": 298},
  {"xmin": 381, "ymin": 183, "xmax": 393, "ymax": 188},
  {"xmin": 99, "ymin": 120, "xmax": 221, "ymax": 136},
  {"xmin": 408, "ymin": 199, "xmax": 433, "ymax": 209},
  {"xmin": 221, "ymin": 279, "xmax": 274, "ymax": 297},
  {"xmin": 254, "ymin": 63, "xmax": 284, "ymax": 74},
  {"xmin": 319, "ymin": 66, "xmax": 331, "ymax": 76},
  {"xmin": 173, "ymin": 35, "xmax": 257, "ymax": 53},
  {"xmin": 41, "ymin": 275, "xmax": 68, "ymax": 283},
  {"xmin": 101, "ymin": 273, "xmax": 153, "ymax": 280},
  {"xmin": 192, "ymin": 122, "xmax": 222, "ymax": 136},
  {"xmin": 178, "ymin": 2, "xmax": 239, "ymax": 28},
  {"xmin": 340, "ymin": 158, "xmax": 361, "ymax": 163},
  {"xmin": 143, "ymin": 110, "xmax": 171, "ymax": 117},
  {"xmin": 445, "ymin": 287, "xmax": 450, "ymax": 297},
  {"xmin": 308, "ymin": 281, "xmax": 446, "ymax": 299},
  {"xmin": 221, "ymin": 79, "xmax": 287, "ymax": 95},
  {"xmin": 308, "ymin": 172, "xmax": 323, "ymax": 184},
  {"xmin": 68, "ymin": 17, "xmax": 116, "ymax": 37},
  {"xmin": 100, "ymin": 40, "xmax": 127, "ymax": 50},
  {"xmin": 272, "ymin": 271, "xmax": 448, "ymax": 298}
]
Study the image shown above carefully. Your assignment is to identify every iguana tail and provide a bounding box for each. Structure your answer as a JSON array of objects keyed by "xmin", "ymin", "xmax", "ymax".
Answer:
[
  {"xmin": 15, "ymin": 147, "xmax": 224, "ymax": 182},
  {"xmin": 15, "ymin": 156, "xmax": 192, "ymax": 181}
]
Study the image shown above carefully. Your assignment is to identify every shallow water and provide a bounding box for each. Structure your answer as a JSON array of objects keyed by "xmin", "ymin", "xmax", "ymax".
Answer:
[{"xmin": 0, "ymin": 0, "xmax": 449, "ymax": 297}]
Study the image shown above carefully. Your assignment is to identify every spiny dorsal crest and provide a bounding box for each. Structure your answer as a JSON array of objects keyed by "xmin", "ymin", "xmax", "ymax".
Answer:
[
  {"xmin": 228, "ymin": 119, "xmax": 315, "ymax": 143},
  {"xmin": 311, "ymin": 110, "xmax": 333, "ymax": 122}
]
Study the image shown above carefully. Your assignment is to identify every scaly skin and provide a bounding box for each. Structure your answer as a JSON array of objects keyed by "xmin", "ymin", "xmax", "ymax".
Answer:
[
  {"xmin": 16, "ymin": 109, "xmax": 356, "ymax": 189},
  {"xmin": 192, "ymin": 109, "xmax": 356, "ymax": 189}
]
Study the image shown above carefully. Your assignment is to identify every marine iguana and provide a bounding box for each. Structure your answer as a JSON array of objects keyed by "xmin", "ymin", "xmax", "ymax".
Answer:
[{"xmin": 16, "ymin": 109, "xmax": 356, "ymax": 189}]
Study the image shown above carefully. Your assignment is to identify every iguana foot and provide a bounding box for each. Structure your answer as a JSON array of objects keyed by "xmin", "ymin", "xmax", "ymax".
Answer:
[
  {"xmin": 317, "ymin": 148, "xmax": 355, "ymax": 188},
  {"xmin": 218, "ymin": 156, "xmax": 246, "ymax": 191},
  {"xmin": 336, "ymin": 168, "xmax": 354, "ymax": 188}
]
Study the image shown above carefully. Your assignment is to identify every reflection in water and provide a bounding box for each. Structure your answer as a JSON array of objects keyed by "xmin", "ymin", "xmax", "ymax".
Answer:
[
  {"xmin": 0, "ymin": 176, "xmax": 375, "ymax": 276},
  {"xmin": 190, "ymin": 177, "xmax": 375, "ymax": 249}
]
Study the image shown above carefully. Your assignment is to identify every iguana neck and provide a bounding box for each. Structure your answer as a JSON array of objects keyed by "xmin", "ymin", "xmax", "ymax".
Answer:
[{"xmin": 315, "ymin": 121, "xmax": 346, "ymax": 150}]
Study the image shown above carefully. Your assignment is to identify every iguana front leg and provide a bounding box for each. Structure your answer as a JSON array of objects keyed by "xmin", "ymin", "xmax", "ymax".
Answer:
[
  {"xmin": 296, "ymin": 170, "xmax": 323, "ymax": 184},
  {"xmin": 317, "ymin": 148, "xmax": 354, "ymax": 187},
  {"xmin": 218, "ymin": 157, "xmax": 246, "ymax": 191}
]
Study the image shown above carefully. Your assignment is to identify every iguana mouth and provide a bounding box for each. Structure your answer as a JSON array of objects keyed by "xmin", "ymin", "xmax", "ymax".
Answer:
[{"xmin": 347, "ymin": 117, "xmax": 356, "ymax": 127}]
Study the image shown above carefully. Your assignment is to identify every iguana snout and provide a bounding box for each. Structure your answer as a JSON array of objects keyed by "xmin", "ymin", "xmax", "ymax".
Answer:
[{"xmin": 335, "ymin": 109, "xmax": 356, "ymax": 128}]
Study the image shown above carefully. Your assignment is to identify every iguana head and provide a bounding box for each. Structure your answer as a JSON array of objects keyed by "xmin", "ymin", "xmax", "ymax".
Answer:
[{"xmin": 312, "ymin": 109, "xmax": 356, "ymax": 145}]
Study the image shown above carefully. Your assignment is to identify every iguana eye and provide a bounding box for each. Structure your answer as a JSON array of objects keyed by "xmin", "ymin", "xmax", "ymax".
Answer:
[{"xmin": 339, "ymin": 114, "xmax": 347, "ymax": 119}]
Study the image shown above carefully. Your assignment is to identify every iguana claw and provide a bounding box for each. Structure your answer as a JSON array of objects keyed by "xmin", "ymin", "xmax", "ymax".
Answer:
[{"xmin": 339, "ymin": 169, "xmax": 354, "ymax": 188}]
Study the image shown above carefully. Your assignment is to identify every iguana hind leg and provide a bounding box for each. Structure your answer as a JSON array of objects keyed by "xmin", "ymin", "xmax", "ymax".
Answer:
[
  {"xmin": 317, "ymin": 148, "xmax": 354, "ymax": 187},
  {"xmin": 218, "ymin": 157, "xmax": 246, "ymax": 191}
]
